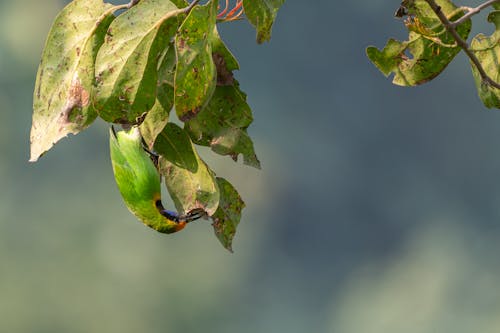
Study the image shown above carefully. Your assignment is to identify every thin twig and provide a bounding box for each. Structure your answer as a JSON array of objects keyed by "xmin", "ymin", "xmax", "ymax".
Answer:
[
  {"xmin": 451, "ymin": 0, "xmax": 500, "ymax": 27},
  {"xmin": 218, "ymin": 0, "xmax": 230, "ymax": 17},
  {"xmin": 424, "ymin": 0, "xmax": 500, "ymax": 90},
  {"xmin": 226, "ymin": 0, "xmax": 242, "ymax": 18},
  {"xmin": 127, "ymin": 0, "xmax": 140, "ymax": 9},
  {"xmin": 185, "ymin": 0, "xmax": 201, "ymax": 13},
  {"xmin": 217, "ymin": 0, "xmax": 244, "ymax": 21}
]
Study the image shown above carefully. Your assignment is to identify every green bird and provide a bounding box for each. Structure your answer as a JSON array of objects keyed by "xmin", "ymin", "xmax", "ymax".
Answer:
[{"xmin": 109, "ymin": 126, "xmax": 204, "ymax": 233}]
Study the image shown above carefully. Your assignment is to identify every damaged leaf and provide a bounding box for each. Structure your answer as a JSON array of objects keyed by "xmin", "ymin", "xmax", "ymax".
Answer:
[
  {"xmin": 174, "ymin": 0, "xmax": 218, "ymax": 121},
  {"xmin": 470, "ymin": 10, "xmax": 500, "ymax": 108},
  {"xmin": 94, "ymin": 0, "xmax": 183, "ymax": 124},
  {"xmin": 211, "ymin": 177, "xmax": 245, "ymax": 252},
  {"xmin": 211, "ymin": 27, "xmax": 239, "ymax": 85},
  {"xmin": 186, "ymin": 29, "xmax": 259, "ymax": 168},
  {"xmin": 185, "ymin": 83, "xmax": 260, "ymax": 168},
  {"xmin": 366, "ymin": 0, "xmax": 471, "ymax": 86},
  {"xmin": 30, "ymin": 0, "xmax": 116, "ymax": 161}
]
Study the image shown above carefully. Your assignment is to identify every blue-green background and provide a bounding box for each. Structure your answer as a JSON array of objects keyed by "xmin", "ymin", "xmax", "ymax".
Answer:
[{"xmin": 2, "ymin": 0, "xmax": 500, "ymax": 332}]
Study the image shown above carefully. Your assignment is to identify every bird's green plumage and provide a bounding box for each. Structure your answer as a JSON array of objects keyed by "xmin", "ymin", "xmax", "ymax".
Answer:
[{"xmin": 109, "ymin": 127, "xmax": 183, "ymax": 233}]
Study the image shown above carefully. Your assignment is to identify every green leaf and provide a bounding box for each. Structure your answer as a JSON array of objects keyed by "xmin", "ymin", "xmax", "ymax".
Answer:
[
  {"xmin": 366, "ymin": 0, "xmax": 471, "ymax": 86},
  {"xmin": 186, "ymin": 27, "xmax": 259, "ymax": 167},
  {"xmin": 30, "ymin": 0, "xmax": 116, "ymax": 162},
  {"xmin": 154, "ymin": 123, "xmax": 220, "ymax": 215},
  {"xmin": 185, "ymin": 83, "xmax": 260, "ymax": 168},
  {"xmin": 243, "ymin": 0, "xmax": 285, "ymax": 43},
  {"xmin": 139, "ymin": 100, "xmax": 171, "ymax": 149},
  {"xmin": 186, "ymin": 27, "xmax": 259, "ymax": 168},
  {"xmin": 211, "ymin": 177, "xmax": 245, "ymax": 252},
  {"xmin": 174, "ymin": 1, "xmax": 218, "ymax": 121},
  {"xmin": 470, "ymin": 11, "xmax": 500, "ymax": 108},
  {"xmin": 139, "ymin": 45, "xmax": 177, "ymax": 148},
  {"xmin": 94, "ymin": 0, "xmax": 183, "ymax": 124}
]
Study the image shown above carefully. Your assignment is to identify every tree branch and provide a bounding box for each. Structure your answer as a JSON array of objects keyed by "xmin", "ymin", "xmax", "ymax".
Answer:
[
  {"xmin": 451, "ymin": 0, "xmax": 500, "ymax": 28},
  {"xmin": 424, "ymin": 0, "xmax": 500, "ymax": 90}
]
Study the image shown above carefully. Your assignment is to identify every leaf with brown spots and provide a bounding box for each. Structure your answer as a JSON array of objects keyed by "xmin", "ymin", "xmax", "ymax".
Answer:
[
  {"xmin": 211, "ymin": 177, "xmax": 245, "ymax": 252},
  {"xmin": 30, "ymin": 0, "xmax": 117, "ymax": 162},
  {"xmin": 174, "ymin": 0, "xmax": 218, "ymax": 121},
  {"xmin": 184, "ymin": 26, "xmax": 260, "ymax": 168},
  {"xmin": 94, "ymin": 0, "xmax": 184, "ymax": 124},
  {"xmin": 366, "ymin": 0, "xmax": 471, "ymax": 86},
  {"xmin": 139, "ymin": 45, "xmax": 177, "ymax": 148},
  {"xmin": 154, "ymin": 123, "xmax": 220, "ymax": 216},
  {"xmin": 185, "ymin": 82, "xmax": 261, "ymax": 169},
  {"xmin": 470, "ymin": 11, "xmax": 500, "ymax": 108},
  {"xmin": 211, "ymin": 26, "xmax": 239, "ymax": 86}
]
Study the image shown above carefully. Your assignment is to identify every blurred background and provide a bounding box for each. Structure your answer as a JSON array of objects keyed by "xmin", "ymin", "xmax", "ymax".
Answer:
[{"xmin": 1, "ymin": 0, "xmax": 500, "ymax": 331}]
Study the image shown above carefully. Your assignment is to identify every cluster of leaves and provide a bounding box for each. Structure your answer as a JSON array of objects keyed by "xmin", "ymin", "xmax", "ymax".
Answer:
[
  {"xmin": 29, "ymin": 0, "xmax": 284, "ymax": 251},
  {"xmin": 367, "ymin": 0, "xmax": 500, "ymax": 109}
]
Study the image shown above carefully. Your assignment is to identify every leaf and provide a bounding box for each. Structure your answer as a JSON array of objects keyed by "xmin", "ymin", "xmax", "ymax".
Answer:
[
  {"xmin": 185, "ymin": 83, "xmax": 260, "ymax": 168},
  {"xmin": 30, "ymin": 0, "xmax": 117, "ymax": 162},
  {"xmin": 366, "ymin": 0, "xmax": 471, "ymax": 86},
  {"xmin": 139, "ymin": 100, "xmax": 170, "ymax": 149},
  {"xmin": 243, "ymin": 0, "xmax": 285, "ymax": 43},
  {"xmin": 184, "ymin": 27, "xmax": 257, "ymax": 167},
  {"xmin": 94, "ymin": 0, "xmax": 183, "ymax": 124},
  {"xmin": 212, "ymin": 26, "xmax": 239, "ymax": 85},
  {"xmin": 211, "ymin": 177, "xmax": 245, "ymax": 252},
  {"xmin": 185, "ymin": 27, "xmax": 259, "ymax": 168},
  {"xmin": 174, "ymin": 0, "xmax": 218, "ymax": 121},
  {"xmin": 139, "ymin": 45, "xmax": 177, "ymax": 148},
  {"xmin": 470, "ymin": 11, "xmax": 500, "ymax": 108},
  {"xmin": 170, "ymin": 0, "xmax": 189, "ymax": 8},
  {"xmin": 154, "ymin": 123, "xmax": 220, "ymax": 215}
]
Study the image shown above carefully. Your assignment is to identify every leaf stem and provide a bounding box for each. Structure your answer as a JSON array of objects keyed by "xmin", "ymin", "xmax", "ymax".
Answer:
[
  {"xmin": 185, "ymin": 0, "xmax": 201, "ymax": 13},
  {"xmin": 451, "ymin": 0, "xmax": 500, "ymax": 27},
  {"xmin": 127, "ymin": 0, "xmax": 140, "ymax": 9},
  {"xmin": 424, "ymin": 0, "xmax": 500, "ymax": 90}
]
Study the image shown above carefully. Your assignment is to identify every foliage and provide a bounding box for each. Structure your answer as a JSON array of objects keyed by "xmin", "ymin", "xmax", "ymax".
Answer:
[
  {"xmin": 29, "ymin": 0, "xmax": 285, "ymax": 251},
  {"xmin": 367, "ymin": 0, "xmax": 500, "ymax": 109}
]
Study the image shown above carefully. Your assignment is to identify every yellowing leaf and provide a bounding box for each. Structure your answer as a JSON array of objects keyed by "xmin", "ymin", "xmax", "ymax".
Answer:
[
  {"xmin": 366, "ymin": 0, "xmax": 471, "ymax": 86},
  {"xmin": 139, "ymin": 45, "xmax": 177, "ymax": 148},
  {"xmin": 94, "ymin": 0, "xmax": 183, "ymax": 124},
  {"xmin": 30, "ymin": 0, "xmax": 117, "ymax": 161},
  {"xmin": 174, "ymin": 1, "xmax": 218, "ymax": 121},
  {"xmin": 470, "ymin": 11, "xmax": 500, "ymax": 108}
]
